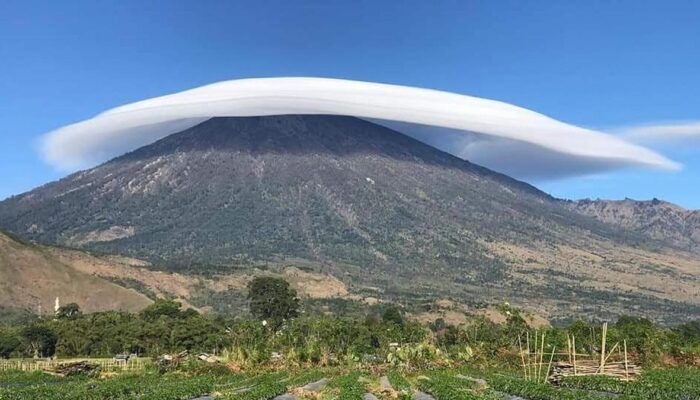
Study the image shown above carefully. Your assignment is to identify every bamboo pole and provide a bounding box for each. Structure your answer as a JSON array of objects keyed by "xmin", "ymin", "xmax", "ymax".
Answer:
[
  {"xmin": 623, "ymin": 340, "xmax": 629, "ymax": 380},
  {"xmin": 600, "ymin": 323, "xmax": 607, "ymax": 374},
  {"xmin": 617, "ymin": 342, "xmax": 623, "ymax": 359},
  {"xmin": 572, "ymin": 335, "xmax": 577, "ymax": 376},
  {"xmin": 538, "ymin": 332, "xmax": 546, "ymax": 382},
  {"xmin": 526, "ymin": 331, "xmax": 531, "ymax": 381},
  {"xmin": 605, "ymin": 343, "xmax": 619, "ymax": 363},
  {"xmin": 533, "ymin": 330, "xmax": 539, "ymax": 381},
  {"xmin": 596, "ymin": 342, "xmax": 619, "ymax": 373},
  {"xmin": 544, "ymin": 346, "xmax": 556, "ymax": 384},
  {"xmin": 518, "ymin": 335, "xmax": 528, "ymax": 380},
  {"xmin": 533, "ymin": 330, "xmax": 538, "ymax": 382}
]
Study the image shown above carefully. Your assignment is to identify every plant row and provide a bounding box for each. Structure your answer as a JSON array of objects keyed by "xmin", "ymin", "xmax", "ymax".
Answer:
[{"xmin": 560, "ymin": 367, "xmax": 700, "ymax": 400}]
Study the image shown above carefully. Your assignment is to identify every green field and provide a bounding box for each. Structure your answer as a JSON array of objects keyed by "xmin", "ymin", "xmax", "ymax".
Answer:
[{"xmin": 1, "ymin": 366, "xmax": 699, "ymax": 400}]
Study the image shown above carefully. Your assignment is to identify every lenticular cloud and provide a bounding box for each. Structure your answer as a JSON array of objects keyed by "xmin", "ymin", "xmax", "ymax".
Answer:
[{"xmin": 40, "ymin": 77, "xmax": 679, "ymax": 179}]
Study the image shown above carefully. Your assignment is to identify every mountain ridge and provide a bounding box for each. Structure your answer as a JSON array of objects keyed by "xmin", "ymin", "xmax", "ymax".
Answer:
[{"xmin": 569, "ymin": 198, "xmax": 700, "ymax": 253}]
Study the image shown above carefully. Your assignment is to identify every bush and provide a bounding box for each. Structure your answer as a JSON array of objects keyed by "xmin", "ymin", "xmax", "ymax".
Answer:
[
  {"xmin": 382, "ymin": 306, "xmax": 404, "ymax": 326},
  {"xmin": 0, "ymin": 328, "xmax": 21, "ymax": 358},
  {"xmin": 21, "ymin": 324, "xmax": 57, "ymax": 358}
]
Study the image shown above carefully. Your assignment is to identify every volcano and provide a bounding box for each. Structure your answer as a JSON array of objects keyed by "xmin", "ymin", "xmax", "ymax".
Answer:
[{"xmin": 1, "ymin": 115, "xmax": 698, "ymax": 322}]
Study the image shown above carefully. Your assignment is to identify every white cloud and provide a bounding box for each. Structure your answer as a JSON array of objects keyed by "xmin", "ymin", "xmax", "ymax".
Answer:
[
  {"xmin": 40, "ymin": 77, "xmax": 679, "ymax": 179},
  {"xmin": 369, "ymin": 120, "xmax": 657, "ymax": 180},
  {"xmin": 617, "ymin": 121, "xmax": 700, "ymax": 145}
]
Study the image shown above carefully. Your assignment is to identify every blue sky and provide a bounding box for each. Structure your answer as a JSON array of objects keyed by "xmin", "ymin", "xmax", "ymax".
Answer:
[{"xmin": 1, "ymin": 1, "xmax": 699, "ymax": 207}]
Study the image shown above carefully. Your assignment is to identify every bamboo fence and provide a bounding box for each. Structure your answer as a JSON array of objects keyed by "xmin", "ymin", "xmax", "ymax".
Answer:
[
  {"xmin": 518, "ymin": 323, "xmax": 641, "ymax": 384},
  {"xmin": 0, "ymin": 357, "xmax": 151, "ymax": 372}
]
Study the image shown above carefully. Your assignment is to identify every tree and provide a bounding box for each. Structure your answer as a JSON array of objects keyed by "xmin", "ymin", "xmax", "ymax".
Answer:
[
  {"xmin": 21, "ymin": 324, "xmax": 57, "ymax": 358},
  {"xmin": 56, "ymin": 303, "xmax": 82, "ymax": 320},
  {"xmin": 615, "ymin": 315, "xmax": 662, "ymax": 359},
  {"xmin": 674, "ymin": 320, "xmax": 700, "ymax": 341},
  {"xmin": 0, "ymin": 328, "xmax": 21, "ymax": 359},
  {"xmin": 382, "ymin": 305, "xmax": 404, "ymax": 326},
  {"xmin": 140, "ymin": 299, "xmax": 184, "ymax": 321},
  {"xmin": 247, "ymin": 277, "xmax": 299, "ymax": 330}
]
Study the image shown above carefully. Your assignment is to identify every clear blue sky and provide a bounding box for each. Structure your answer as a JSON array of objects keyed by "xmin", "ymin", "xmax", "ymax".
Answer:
[{"xmin": 1, "ymin": 1, "xmax": 699, "ymax": 207}]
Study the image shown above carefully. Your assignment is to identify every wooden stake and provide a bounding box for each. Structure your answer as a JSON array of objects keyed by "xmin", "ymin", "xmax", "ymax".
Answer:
[
  {"xmin": 538, "ymin": 332, "xmax": 546, "ymax": 382},
  {"xmin": 572, "ymin": 335, "xmax": 577, "ymax": 376},
  {"xmin": 534, "ymin": 330, "xmax": 539, "ymax": 381},
  {"xmin": 533, "ymin": 330, "xmax": 538, "ymax": 382},
  {"xmin": 526, "ymin": 331, "xmax": 531, "ymax": 381},
  {"xmin": 600, "ymin": 323, "xmax": 607, "ymax": 374},
  {"xmin": 623, "ymin": 340, "xmax": 629, "ymax": 380},
  {"xmin": 519, "ymin": 335, "xmax": 528, "ymax": 380},
  {"xmin": 605, "ymin": 343, "xmax": 619, "ymax": 363},
  {"xmin": 567, "ymin": 335, "xmax": 572, "ymax": 364},
  {"xmin": 544, "ymin": 346, "xmax": 556, "ymax": 384}
]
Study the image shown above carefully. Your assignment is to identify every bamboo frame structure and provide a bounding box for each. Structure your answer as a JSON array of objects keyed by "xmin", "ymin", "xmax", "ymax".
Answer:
[{"xmin": 519, "ymin": 324, "xmax": 641, "ymax": 384}]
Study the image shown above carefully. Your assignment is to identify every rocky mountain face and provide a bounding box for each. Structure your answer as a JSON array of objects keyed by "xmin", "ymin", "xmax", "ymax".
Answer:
[
  {"xmin": 569, "ymin": 198, "xmax": 700, "ymax": 253},
  {"xmin": 0, "ymin": 115, "xmax": 698, "ymax": 323}
]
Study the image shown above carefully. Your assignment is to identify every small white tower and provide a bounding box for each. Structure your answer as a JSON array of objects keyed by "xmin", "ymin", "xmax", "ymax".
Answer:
[{"xmin": 54, "ymin": 297, "xmax": 60, "ymax": 314}]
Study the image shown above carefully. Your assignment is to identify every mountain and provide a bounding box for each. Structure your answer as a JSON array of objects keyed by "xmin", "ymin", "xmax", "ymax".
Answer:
[
  {"xmin": 1, "ymin": 115, "xmax": 698, "ymax": 323},
  {"xmin": 0, "ymin": 229, "xmax": 152, "ymax": 315},
  {"xmin": 569, "ymin": 198, "xmax": 700, "ymax": 253}
]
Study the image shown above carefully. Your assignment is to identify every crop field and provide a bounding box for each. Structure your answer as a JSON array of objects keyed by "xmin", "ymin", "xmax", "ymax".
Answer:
[{"xmin": 1, "ymin": 366, "xmax": 698, "ymax": 400}]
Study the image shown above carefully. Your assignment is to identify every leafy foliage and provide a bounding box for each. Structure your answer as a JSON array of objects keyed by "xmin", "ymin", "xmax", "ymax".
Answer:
[
  {"xmin": 247, "ymin": 277, "xmax": 299, "ymax": 330},
  {"xmin": 0, "ymin": 328, "xmax": 20, "ymax": 359},
  {"xmin": 55, "ymin": 303, "xmax": 81, "ymax": 320},
  {"xmin": 418, "ymin": 372, "xmax": 495, "ymax": 400},
  {"xmin": 140, "ymin": 299, "xmax": 192, "ymax": 321},
  {"xmin": 561, "ymin": 367, "xmax": 700, "ymax": 400},
  {"xmin": 482, "ymin": 373, "xmax": 604, "ymax": 400},
  {"xmin": 0, "ymin": 372, "xmax": 219, "ymax": 400},
  {"xmin": 21, "ymin": 324, "xmax": 57, "ymax": 358},
  {"xmin": 1, "ymin": 365, "xmax": 699, "ymax": 400},
  {"xmin": 328, "ymin": 371, "xmax": 367, "ymax": 400},
  {"xmin": 0, "ymin": 298, "xmax": 699, "ymax": 370},
  {"xmin": 382, "ymin": 305, "xmax": 404, "ymax": 326}
]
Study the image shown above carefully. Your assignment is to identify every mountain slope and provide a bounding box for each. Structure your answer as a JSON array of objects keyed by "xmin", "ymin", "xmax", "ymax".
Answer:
[
  {"xmin": 0, "ymin": 230, "xmax": 152, "ymax": 315},
  {"xmin": 0, "ymin": 116, "xmax": 617, "ymax": 267},
  {"xmin": 0, "ymin": 115, "xmax": 698, "ymax": 322},
  {"xmin": 570, "ymin": 198, "xmax": 700, "ymax": 253}
]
